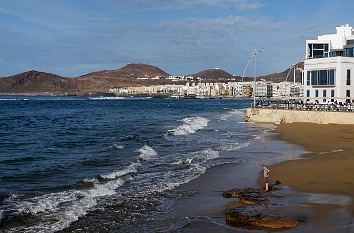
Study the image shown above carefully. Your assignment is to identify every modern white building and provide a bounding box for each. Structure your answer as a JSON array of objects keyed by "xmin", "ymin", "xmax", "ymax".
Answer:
[{"xmin": 304, "ymin": 24, "xmax": 354, "ymax": 103}]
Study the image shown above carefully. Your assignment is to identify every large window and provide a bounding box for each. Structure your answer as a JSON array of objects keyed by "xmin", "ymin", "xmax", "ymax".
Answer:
[
  {"xmin": 307, "ymin": 71, "xmax": 310, "ymax": 85},
  {"xmin": 315, "ymin": 90, "xmax": 319, "ymax": 97},
  {"xmin": 307, "ymin": 90, "xmax": 310, "ymax": 97},
  {"xmin": 347, "ymin": 70, "xmax": 351, "ymax": 85},
  {"xmin": 347, "ymin": 90, "xmax": 351, "ymax": 97},
  {"xmin": 331, "ymin": 90, "xmax": 335, "ymax": 97},
  {"xmin": 308, "ymin": 43, "xmax": 329, "ymax": 59},
  {"xmin": 323, "ymin": 90, "xmax": 326, "ymax": 97},
  {"xmin": 347, "ymin": 40, "xmax": 354, "ymax": 45},
  {"xmin": 309, "ymin": 69, "xmax": 335, "ymax": 86},
  {"xmin": 345, "ymin": 48, "xmax": 354, "ymax": 57}
]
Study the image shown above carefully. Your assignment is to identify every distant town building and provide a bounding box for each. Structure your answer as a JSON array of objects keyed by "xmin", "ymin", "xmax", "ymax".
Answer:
[{"xmin": 304, "ymin": 24, "xmax": 354, "ymax": 103}]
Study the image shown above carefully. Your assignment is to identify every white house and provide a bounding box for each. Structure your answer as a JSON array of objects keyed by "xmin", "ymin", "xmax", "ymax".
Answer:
[{"xmin": 304, "ymin": 24, "xmax": 354, "ymax": 104}]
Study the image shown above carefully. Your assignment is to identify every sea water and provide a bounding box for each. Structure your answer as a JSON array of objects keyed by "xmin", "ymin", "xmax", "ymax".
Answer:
[{"xmin": 0, "ymin": 96, "xmax": 270, "ymax": 232}]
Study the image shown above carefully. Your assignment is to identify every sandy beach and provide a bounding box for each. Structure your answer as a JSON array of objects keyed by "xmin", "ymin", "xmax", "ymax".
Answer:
[
  {"xmin": 269, "ymin": 123, "xmax": 354, "ymax": 199},
  {"xmin": 173, "ymin": 122, "xmax": 354, "ymax": 232}
]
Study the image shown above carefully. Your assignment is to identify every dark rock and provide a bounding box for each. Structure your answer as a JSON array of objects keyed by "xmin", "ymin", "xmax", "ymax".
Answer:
[{"xmin": 226, "ymin": 211, "xmax": 298, "ymax": 229}]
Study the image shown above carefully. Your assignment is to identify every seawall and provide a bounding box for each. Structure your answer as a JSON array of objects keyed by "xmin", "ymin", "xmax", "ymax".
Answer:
[{"xmin": 245, "ymin": 108, "xmax": 354, "ymax": 124}]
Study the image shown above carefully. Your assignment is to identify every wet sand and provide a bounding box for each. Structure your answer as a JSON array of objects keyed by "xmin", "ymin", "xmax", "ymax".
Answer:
[
  {"xmin": 174, "ymin": 123, "xmax": 354, "ymax": 232},
  {"xmin": 269, "ymin": 123, "xmax": 354, "ymax": 198}
]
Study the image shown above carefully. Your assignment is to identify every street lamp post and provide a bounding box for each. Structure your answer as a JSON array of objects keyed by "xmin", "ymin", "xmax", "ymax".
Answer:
[{"xmin": 252, "ymin": 48, "xmax": 264, "ymax": 107}]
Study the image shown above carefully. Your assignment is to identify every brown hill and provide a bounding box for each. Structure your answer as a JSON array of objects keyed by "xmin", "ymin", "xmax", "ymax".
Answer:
[
  {"xmin": 0, "ymin": 70, "xmax": 99, "ymax": 95},
  {"xmin": 118, "ymin": 63, "xmax": 170, "ymax": 77},
  {"xmin": 0, "ymin": 70, "xmax": 72, "ymax": 94},
  {"xmin": 258, "ymin": 62, "xmax": 304, "ymax": 83},
  {"xmin": 190, "ymin": 68, "xmax": 242, "ymax": 81},
  {"xmin": 77, "ymin": 63, "xmax": 179, "ymax": 88}
]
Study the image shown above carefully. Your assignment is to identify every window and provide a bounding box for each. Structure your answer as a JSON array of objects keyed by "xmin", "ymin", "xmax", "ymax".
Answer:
[
  {"xmin": 309, "ymin": 69, "xmax": 335, "ymax": 86},
  {"xmin": 315, "ymin": 90, "xmax": 319, "ymax": 97},
  {"xmin": 307, "ymin": 90, "xmax": 310, "ymax": 97},
  {"xmin": 319, "ymin": 70, "xmax": 327, "ymax": 85},
  {"xmin": 311, "ymin": 71, "xmax": 318, "ymax": 85},
  {"xmin": 345, "ymin": 48, "xmax": 354, "ymax": 57},
  {"xmin": 308, "ymin": 43, "xmax": 329, "ymax": 59},
  {"xmin": 323, "ymin": 90, "xmax": 326, "ymax": 97},
  {"xmin": 307, "ymin": 71, "xmax": 310, "ymax": 85},
  {"xmin": 347, "ymin": 90, "xmax": 351, "ymax": 97},
  {"xmin": 329, "ymin": 70, "xmax": 335, "ymax": 85},
  {"xmin": 331, "ymin": 90, "xmax": 335, "ymax": 97},
  {"xmin": 347, "ymin": 40, "xmax": 354, "ymax": 45},
  {"xmin": 347, "ymin": 70, "xmax": 351, "ymax": 85}
]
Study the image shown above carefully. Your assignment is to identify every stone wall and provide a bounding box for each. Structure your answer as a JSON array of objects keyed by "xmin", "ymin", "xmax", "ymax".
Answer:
[{"xmin": 245, "ymin": 108, "xmax": 354, "ymax": 124}]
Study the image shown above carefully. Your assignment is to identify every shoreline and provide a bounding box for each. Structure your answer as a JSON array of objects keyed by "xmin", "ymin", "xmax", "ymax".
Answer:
[
  {"xmin": 269, "ymin": 123, "xmax": 354, "ymax": 202},
  {"xmin": 174, "ymin": 122, "xmax": 354, "ymax": 232}
]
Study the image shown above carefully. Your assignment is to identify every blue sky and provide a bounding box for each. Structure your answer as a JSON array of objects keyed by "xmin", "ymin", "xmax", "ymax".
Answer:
[{"xmin": 1, "ymin": 0, "xmax": 354, "ymax": 77}]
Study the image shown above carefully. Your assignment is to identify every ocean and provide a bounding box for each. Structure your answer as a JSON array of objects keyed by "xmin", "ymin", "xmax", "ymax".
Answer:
[{"xmin": 0, "ymin": 96, "xmax": 275, "ymax": 232}]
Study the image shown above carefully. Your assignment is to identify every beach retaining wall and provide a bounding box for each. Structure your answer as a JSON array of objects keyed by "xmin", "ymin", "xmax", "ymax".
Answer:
[{"xmin": 245, "ymin": 108, "xmax": 354, "ymax": 124}]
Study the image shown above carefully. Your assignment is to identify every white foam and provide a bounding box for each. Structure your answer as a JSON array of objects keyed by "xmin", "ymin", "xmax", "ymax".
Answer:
[
  {"xmin": 169, "ymin": 117, "xmax": 209, "ymax": 136},
  {"xmin": 111, "ymin": 144, "xmax": 124, "ymax": 150},
  {"xmin": 218, "ymin": 141, "xmax": 251, "ymax": 152},
  {"xmin": 8, "ymin": 175, "xmax": 130, "ymax": 232},
  {"xmin": 89, "ymin": 97, "xmax": 126, "ymax": 100},
  {"xmin": 0, "ymin": 210, "xmax": 3, "ymax": 223},
  {"xmin": 101, "ymin": 162, "xmax": 140, "ymax": 179},
  {"xmin": 0, "ymin": 98, "xmax": 17, "ymax": 101},
  {"xmin": 170, "ymin": 149, "xmax": 218, "ymax": 166},
  {"xmin": 170, "ymin": 158, "xmax": 193, "ymax": 166},
  {"xmin": 137, "ymin": 145, "xmax": 157, "ymax": 161}
]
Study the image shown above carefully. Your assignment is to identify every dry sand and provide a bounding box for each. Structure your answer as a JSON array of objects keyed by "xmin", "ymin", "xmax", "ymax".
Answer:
[{"xmin": 267, "ymin": 123, "xmax": 354, "ymax": 198}]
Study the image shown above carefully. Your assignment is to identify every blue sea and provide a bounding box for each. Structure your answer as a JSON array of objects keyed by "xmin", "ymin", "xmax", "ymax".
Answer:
[{"xmin": 0, "ymin": 96, "xmax": 270, "ymax": 232}]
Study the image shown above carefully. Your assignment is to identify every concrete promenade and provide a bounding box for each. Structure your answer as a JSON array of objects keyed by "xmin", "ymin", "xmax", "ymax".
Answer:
[{"xmin": 245, "ymin": 108, "xmax": 354, "ymax": 124}]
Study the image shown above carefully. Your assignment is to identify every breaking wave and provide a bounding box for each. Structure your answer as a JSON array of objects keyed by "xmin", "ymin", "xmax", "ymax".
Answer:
[
  {"xmin": 168, "ymin": 117, "xmax": 209, "ymax": 136},
  {"xmin": 137, "ymin": 145, "xmax": 157, "ymax": 161}
]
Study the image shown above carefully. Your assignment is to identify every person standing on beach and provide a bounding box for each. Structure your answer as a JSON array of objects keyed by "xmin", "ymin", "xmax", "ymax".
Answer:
[
  {"xmin": 227, "ymin": 130, "xmax": 231, "ymax": 138},
  {"xmin": 262, "ymin": 164, "xmax": 270, "ymax": 191}
]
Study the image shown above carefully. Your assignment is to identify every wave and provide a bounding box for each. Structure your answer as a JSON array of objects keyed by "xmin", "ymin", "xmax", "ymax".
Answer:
[
  {"xmin": 168, "ymin": 117, "xmax": 209, "ymax": 136},
  {"xmin": 3, "ymin": 163, "xmax": 135, "ymax": 232},
  {"xmin": 137, "ymin": 145, "xmax": 157, "ymax": 161},
  {"xmin": 100, "ymin": 162, "xmax": 140, "ymax": 179},
  {"xmin": 88, "ymin": 97, "xmax": 126, "ymax": 100},
  {"xmin": 218, "ymin": 141, "xmax": 252, "ymax": 152},
  {"xmin": 111, "ymin": 144, "xmax": 124, "ymax": 150},
  {"xmin": 148, "ymin": 149, "xmax": 219, "ymax": 193},
  {"xmin": 169, "ymin": 149, "xmax": 219, "ymax": 168},
  {"xmin": 0, "ymin": 98, "xmax": 18, "ymax": 101}
]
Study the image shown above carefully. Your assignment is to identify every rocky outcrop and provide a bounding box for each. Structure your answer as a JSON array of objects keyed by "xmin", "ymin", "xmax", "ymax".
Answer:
[
  {"xmin": 223, "ymin": 186, "xmax": 298, "ymax": 230},
  {"xmin": 226, "ymin": 211, "xmax": 298, "ymax": 229}
]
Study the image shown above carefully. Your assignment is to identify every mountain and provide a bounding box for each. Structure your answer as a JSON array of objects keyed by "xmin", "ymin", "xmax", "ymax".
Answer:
[
  {"xmin": 0, "ymin": 70, "xmax": 75, "ymax": 94},
  {"xmin": 190, "ymin": 68, "xmax": 242, "ymax": 81},
  {"xmin": 258, "ymin": 62, "xmax": 304, "ymax": 83},
  {"xmin": 118, "ymin": 63, "xmax": 170, "ymax": 77},
  {"xmin": 77, "ymin": 63, "xmax": 178, "ymax": 88}
]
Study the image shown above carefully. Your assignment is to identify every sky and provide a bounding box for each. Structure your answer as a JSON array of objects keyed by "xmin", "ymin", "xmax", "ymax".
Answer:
[{"xmin": 1, "ymin": 0, "xmax": 354, "ymax": 77}]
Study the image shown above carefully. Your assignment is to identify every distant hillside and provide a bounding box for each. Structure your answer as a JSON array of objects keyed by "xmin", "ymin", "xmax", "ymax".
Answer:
[
  {"xmin": 258, "ymin": 62, "xmax": 304, "ymax": 83},
  {"xmin": 0, "ymin": 70, "xmax": 82, "ymax": 95},
  {"xmin": 119, "ymin": 63, "xmax": 170, "ymax": 77},
  {"xmin": 77, "ymin": 63, "xmax": 181, "ymax": 88},
  {"xmin": 190, "ymin": 68, "xmax": 242, "ymax": 81}
]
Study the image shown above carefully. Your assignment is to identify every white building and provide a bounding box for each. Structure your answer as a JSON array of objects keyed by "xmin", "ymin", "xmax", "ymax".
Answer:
[{"xmin": 304, "ymin": 24, "xmax": 354, "ymax": 103}]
